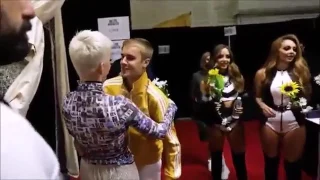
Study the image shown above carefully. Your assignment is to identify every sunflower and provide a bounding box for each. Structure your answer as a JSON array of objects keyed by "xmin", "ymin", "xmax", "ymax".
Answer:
[
  {"xmin": 280, "ymin": 82, "xmax": 300, "ymax": 98},
  {"xmin": 208, "ymin": 68, "xmax": 219, "ymax": 76}
]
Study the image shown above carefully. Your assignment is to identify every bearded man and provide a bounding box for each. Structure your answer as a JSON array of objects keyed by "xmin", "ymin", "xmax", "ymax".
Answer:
[{"xmin": 0, "ymin": 0, "xmax": 60, "ymax": 179}]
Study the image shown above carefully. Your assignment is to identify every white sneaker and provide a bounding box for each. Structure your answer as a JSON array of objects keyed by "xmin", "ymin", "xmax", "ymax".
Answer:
[
  {"xmin": 208, "ymin": 157, "xmax": 230, "ymax": 179},
  {"xmin": 221, "ymin": 166, "xmax": 230, "ymax": 179},
  {"xmin": 221, "ymin": 157, "xmax": 230, "ymax": 179}
]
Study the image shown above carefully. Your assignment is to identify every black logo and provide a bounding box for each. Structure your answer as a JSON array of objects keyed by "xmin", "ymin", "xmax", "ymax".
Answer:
[
  {"xmin": 112, "ymin": 43, "xmax": 120, "ymax": 49},
  {"xmin": 108, "ymin": 19, "xmax": 119, "ymax": 26}
]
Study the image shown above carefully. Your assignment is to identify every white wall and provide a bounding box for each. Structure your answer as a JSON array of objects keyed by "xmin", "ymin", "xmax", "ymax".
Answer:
[
  {"xmin": 130, "ymin": 1, "xmax": 193, "ymax": 30},
  {"xmin": 236, "ymin": 0, "xmax": 319, "ymax": 15},
  {"xmin": 130, "ymin": 0, "xmax": 319, "ymax": 30},
  {"xmin": 235, "ymin": 0, "xmax": 319, "ymax": 25}
]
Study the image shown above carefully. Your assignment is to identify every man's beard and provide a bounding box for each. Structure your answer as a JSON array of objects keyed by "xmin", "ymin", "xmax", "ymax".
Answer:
[{"xmin": 0, "ymin": 20, "xmax": 32, "ymax": 65}]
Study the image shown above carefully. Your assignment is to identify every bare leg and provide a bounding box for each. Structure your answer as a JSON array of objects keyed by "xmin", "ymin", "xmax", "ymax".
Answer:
[
  {"xmin": 283, "ymin": 126, "xmax": 306, "ymax": 180},
  {"xmin": 260, "ymin": 124, "xmax": 281, "ymax": 180},
  {"xmin": 227, "ymin": 122, "xmax": 246, "ymax": 153}
]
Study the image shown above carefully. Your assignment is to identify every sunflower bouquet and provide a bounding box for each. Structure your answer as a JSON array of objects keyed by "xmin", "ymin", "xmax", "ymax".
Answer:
[
  {"xmin": 152, "ymin": 78, "xmax": 170, "ymax": 97},
  {"xmin": 279, "ymin": 81, "xmax": 312, "ymax": 112},
  {"xmin": 205, "ymin": 68, "xmax": 225, "ymax": 100}
]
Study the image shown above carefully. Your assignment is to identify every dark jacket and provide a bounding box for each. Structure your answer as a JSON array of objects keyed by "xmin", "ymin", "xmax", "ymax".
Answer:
[
  {"xmin": 191, "ymin": 71, "xmax": 248, "ymax": 126},
  {"xmin": 190, "ymin": 71, "xmax": 222, "ymax": 125},
  {"xmin": 305, "ymin": 51, "xmax": 320, "ymax": 108},
  {"xmin": 190, "ymin": 71, "xmax": 207, "ymax": 102}
]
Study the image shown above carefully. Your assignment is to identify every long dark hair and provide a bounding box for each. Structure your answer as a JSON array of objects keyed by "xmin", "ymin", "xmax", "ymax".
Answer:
[{"xmin": 211, "ymin": 44, "xmax": 245, "ymax": 92}]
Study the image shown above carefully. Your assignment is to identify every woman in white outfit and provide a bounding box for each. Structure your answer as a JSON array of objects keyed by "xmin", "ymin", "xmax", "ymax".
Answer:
[{"xmin": 255, "ymin": 34, "xmax": 311, "ymax": 180}]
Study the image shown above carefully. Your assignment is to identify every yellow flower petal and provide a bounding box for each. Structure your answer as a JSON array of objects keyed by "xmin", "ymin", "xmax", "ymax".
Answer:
[
  {"xmin": 279, "ymin": 81, "xmax": 301, "ymax": 98},
  {"xmin": 208, "ymin": 68, "xmax": 219, "ymax": 76}
]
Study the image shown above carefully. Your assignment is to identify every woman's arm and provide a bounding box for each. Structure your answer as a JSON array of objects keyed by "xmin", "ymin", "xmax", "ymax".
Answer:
[
  {"xmin": 254, "ymin": 69, "xmax": 267, "ymax": 108},
  {"xmin": 115, "ymin": 95, "xmax": 177, "ymax": 138},
  {"xmin": 254, "ymin": 69, "xmax": 276, "ymax": 117}
]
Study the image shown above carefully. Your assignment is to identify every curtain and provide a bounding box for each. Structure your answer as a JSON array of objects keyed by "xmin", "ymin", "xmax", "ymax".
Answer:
[
  {"xmin": 32, "ymin": 0, "xmax": 80, "ymax": 177},
  {"xmin": 53, "ymin": 10, "xmax": 79, "ymax": 177}
]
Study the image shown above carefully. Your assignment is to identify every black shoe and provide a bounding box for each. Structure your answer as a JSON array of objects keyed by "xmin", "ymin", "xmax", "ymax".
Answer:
[
  {"xmin": 211, "ymin": 151, "xmax": 223, "ymax": 180},
  {"xmin": 284, "ymin": 160, "xmax": 302, "ymax": 180},
  {"xmin": 232, "ymin": 152, "xmax": 247, "ymax": 180},
  {"xmin": 264, "ymin": 154, "xmax": 280, "ymax": 180}
]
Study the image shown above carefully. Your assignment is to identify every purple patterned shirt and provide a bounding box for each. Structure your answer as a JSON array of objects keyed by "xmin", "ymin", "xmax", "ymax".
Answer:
[{"xmin": 62, "ymin": 82, "xmax": 177, "ymax": 165}]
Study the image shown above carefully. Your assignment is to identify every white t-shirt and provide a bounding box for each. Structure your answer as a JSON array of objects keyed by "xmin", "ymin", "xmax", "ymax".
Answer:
[{"xmin": 0, "ymin": 103, "xmax": 60, "ymax": 179}]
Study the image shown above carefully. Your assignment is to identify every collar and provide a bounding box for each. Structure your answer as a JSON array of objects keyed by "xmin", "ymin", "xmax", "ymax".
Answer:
[
  {"xmin": 25, "ymin": 44, "xmax": 36, "ymax": 62},
  {"xmin": 25, "ymin": 17, "xmax": 39, "ymax": 62},
  {"xmin": 0, "ymin": 98, "xmax": 10, "ymax": 107},
  {"xmin": 77, "ymin": 81, "xmax": 103, "ymax": 91},
  {"xmin": 123, "ymin": 72, "xmax": 149, "ymax": 94}
]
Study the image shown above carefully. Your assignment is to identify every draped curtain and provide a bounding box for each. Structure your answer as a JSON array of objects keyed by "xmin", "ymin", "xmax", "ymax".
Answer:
[{"xmin": 32, "ymin": 0, "xmax": 79, "ymax": 177}]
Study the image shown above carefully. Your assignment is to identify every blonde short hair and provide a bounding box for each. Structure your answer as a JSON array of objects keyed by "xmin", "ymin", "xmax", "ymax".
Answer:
[
  {"xmin": 123, "ymin": 38, "xmax": 153, "ymax": 59},
  {"xmin": 68, "ymin": 30, "xmax": 113, "ymax": 76}
]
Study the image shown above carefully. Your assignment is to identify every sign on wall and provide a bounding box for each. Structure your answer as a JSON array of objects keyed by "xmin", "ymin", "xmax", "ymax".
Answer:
[
  {"xmin": 224, "ymin": 26, "xmax": 237, "ymax": 36},
  {"xmin": 224, "ymin": 26, "xmax": 237, "ymax": 47},
  {"xmin": 158, "ymin": 45, "xmax": 170, "ymax": 55},
  {"xmin": 111, "ymin": 40, "xmax": 125, "ymax": 63},
  {"xmin": 97, "ymin": 16, "xmax": 130, "ymax": 40},
  {"xmin": 98, "ymin": 16, "xmax": 130, "ymax": 63}
]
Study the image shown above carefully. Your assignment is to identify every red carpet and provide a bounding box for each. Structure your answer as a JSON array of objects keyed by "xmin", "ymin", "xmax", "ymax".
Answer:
[
  {"xmin": 174, "ymin": 120, "xmax": 312, "ymax": 180},
  {"xmin": 72, "ymin": 120, "xmax": 312, "ymax": 180}
]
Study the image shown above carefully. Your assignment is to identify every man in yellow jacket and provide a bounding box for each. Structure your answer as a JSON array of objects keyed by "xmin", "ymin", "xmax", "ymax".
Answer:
[{"xmin": 104, "ymin": 38, "xmax": 181, "ymax": 180}]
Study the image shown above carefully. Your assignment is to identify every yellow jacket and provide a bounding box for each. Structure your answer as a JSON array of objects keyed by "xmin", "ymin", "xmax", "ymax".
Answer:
[{"xmin": 103, "ymin": 72, "xmax": 181, "ymax": 179}]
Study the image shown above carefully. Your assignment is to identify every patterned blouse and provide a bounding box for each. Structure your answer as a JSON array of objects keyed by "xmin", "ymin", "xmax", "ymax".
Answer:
[{"xmin": 62, "ymin": 82, "xmax": 177, "ymax": 165}]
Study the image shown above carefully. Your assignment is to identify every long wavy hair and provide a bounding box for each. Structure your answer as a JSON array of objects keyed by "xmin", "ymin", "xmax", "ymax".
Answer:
[
  {"xmin": 211, "ymin": 44, "xmax": 245, "ymax": 93},
  {"xmin": 262, "ymin": 34, "xmax": 311, "ymax": 97}
]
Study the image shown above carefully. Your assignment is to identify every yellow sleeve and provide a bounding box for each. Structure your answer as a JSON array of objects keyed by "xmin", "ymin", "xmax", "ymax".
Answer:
[
  {"xmin": 163, "ymin": 125, "xmax": 181, "ymax": 180},
  {"xmin": 148, "ymin": 87, "xmax": 181, "ymax": 180},
  {"xmin": 103, "ymin": 76, "xmax": 123, "ymax": 95}
]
